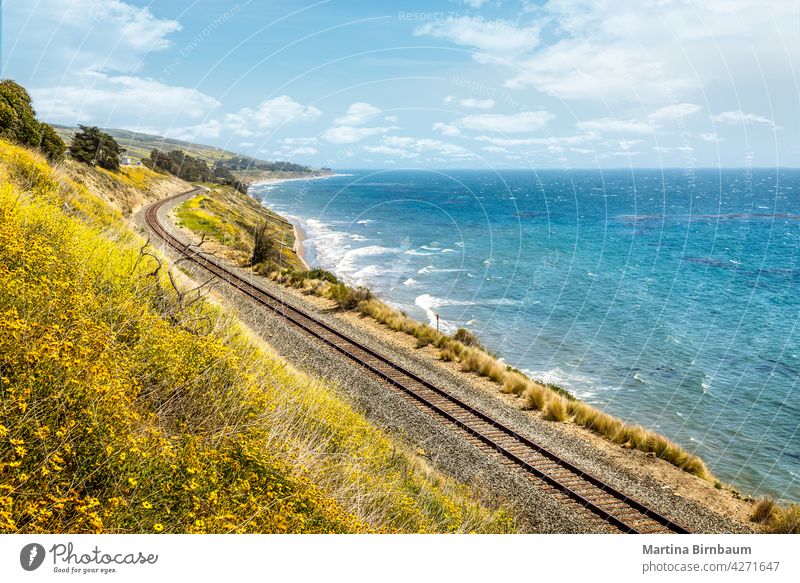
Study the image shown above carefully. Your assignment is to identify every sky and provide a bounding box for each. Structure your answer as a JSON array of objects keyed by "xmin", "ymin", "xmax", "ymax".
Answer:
[{"xmin": 2, "ymin": 0, "xmax": 799, "ymax": 169}]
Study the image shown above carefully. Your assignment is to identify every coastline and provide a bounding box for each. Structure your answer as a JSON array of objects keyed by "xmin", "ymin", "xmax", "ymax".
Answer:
[
  {"xmin": 158, "ymin": 186, "xmax": 757, "ymax": 532},
  {"xmin": 248, "ymin": 172, "xmax": 347, "ymax": 271},
  {"xmin": 250, "ymin": 172, "xmax": 349, "ymax": 188}
]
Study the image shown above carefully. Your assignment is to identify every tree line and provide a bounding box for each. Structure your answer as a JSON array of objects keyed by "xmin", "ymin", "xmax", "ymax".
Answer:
[{"xmin": 143, "ymin": 149, "xmax": 248, "ymax": 193}]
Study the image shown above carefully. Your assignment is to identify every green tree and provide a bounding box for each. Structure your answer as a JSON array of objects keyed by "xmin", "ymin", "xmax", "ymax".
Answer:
[
  {"xmin": 69, "ymin": 125, "xmax": 123, "ymax": 171},
  {"xmin": 39, "ymin": 123, "xmax": 66, "ymax": 161},
  {"xmin": 0, "ymin": 79, "xmax": 66, "ymax": 161}
]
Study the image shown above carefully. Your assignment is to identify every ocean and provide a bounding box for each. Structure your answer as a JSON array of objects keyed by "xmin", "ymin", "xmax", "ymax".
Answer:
[{"xmin": 251, "ymin": 168, "xmax": 800, "ymax": 503}]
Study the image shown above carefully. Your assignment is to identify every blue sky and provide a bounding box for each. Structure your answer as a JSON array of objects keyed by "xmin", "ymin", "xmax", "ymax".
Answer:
[{"xmin": 3, "ymin": 0, "xmax": 798, "ymax": 168}]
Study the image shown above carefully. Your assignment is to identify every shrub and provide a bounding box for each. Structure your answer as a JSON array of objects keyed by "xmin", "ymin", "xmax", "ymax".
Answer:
[
  {"xmin": 543, "ymin": 398, "xmax": 569, "ymax": 422},
  {"xmin": 307, "ymin": 268, "xmax": 340, "ymax": 284},
  {"xmin": 0, "ymin": 79, "xmax": 65, "ymax": 161},
  {"xmin": 453, "ymin": 327, "xmax": 481, "ymax": 348},
  {"xmin": 766, "ymin": 505, "xmax": 800, "ymax": 534},
  {"xmin": 327, "ymin": 283, "xmax": 371, "ymax": 310},
  {"xmin": 251, "ymin": 221, "xmax": 275, "ymax": 266},
  {"xmin": 521, "ymin": 386, "xmax": 548, "ymax": 411},
  {"xmin": 439, "ymin": 345, "xmax": 460, "ymax": 362},
  {"xmin": 501, "ymin": 373, "xmax": 528, "ymax": 396},
  {"xmin": 751, "ymin": 497, "xmax": 776, "ymax": 524}
]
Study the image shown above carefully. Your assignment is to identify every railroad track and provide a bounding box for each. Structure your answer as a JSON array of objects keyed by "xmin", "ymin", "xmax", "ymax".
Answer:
[{"xmin": 145, "ymin": 188, "xmax": 690, "ymax": 535}]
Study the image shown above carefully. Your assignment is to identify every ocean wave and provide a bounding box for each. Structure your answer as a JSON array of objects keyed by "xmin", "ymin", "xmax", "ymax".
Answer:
[
  {"xmin": 523, "ymin": 367, "xmax": 618, "ymax": 400},
  {"xmin": 403, "ymin": 278, "xmax": 418, "ymax": 287},
  {"xmin": 417, "ymin": 265, "xmax": 463, "ymax": 275},
  {"xmin": 337, "ymin": 245, "xmax": 405, "ymax": 275}
]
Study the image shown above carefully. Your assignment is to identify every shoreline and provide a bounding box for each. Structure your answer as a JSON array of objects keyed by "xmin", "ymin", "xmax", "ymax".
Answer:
[
  {"xmin": 250, "ymin": 172, "xmax": 350, "ymax": 188},
  {"xmin": 249, "ymin": 173, "xmax": 347, "ymax": 271},
  {"xmin": 293, "ymin": 222, "xmax": 311, "ymax": 270}
]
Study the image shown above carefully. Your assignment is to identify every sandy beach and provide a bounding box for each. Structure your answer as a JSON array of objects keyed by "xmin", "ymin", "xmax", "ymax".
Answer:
[{"xmin": 292, "ymin": 222, "xmax": 311, "ymax": 270}]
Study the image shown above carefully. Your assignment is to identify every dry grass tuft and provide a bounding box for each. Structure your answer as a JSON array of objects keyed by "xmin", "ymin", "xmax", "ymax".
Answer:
[
  {"xmin": 765, "ymin": 505, "xmax": 800, "ymax": 534},
  {"xmin": 501, "ymin": 373, "xmax": 528, "ymax": 396},
  {"xmin": 521, "ymin": 386, "xmax": 548, "ymax": 411},
  {"xmin": 751, "ymin": 497, "xmax": 777, "ymax": 524},
  {"xmin": 543, "ymin": 397, "xmax": 569, "ymax": 422}
]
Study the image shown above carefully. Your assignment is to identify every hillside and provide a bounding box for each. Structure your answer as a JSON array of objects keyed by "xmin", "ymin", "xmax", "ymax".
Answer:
[
  {"xmin": 0, "ymin": 139, "xmax": 512, "ymax": 534},
  {"xmin": 51, "ymin": 124, "xmax": 325, "ymax": 180}
]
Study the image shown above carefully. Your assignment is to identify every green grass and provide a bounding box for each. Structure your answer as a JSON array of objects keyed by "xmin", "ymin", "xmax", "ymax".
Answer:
[{"xmin": 174, "ymin": 186, "xmax": 305, "ymax": 272}]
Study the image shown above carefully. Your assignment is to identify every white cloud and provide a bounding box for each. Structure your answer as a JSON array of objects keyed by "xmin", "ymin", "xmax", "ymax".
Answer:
[
  {"xmin": 334, "ymin": 102, "xmax": 381, "ymax": 126},
  {"xmin": 364, "ymin": 145, "xmax": 411, "ymax": 157},
  {"xmin": 460, "ymin": 97, "xmax": 495, "ymax": 109},
  {"xmin": 322, "ymin": 126, "xmax": 392, "ymax": 144},
  {"xmin": 384, "ymin": 115, "xmax": 399, "ymax": 122},
  {"xmin": 415, "ymin": 16, "xmax": 542, "ymax": 57},
  {"xmin": 462, "ymin": 0, "xmax": 490, "ymax": 7},
  {"xmin": 475, "ymin": 134, "xmax": 595, "ymax": 147},
  {"xmin": 575, "ymin": 117, "xmax": 652, "ymax": 134},
  {"xmin": 32, "ymin": 73, "xmax": 219, "ymax": 127},
  {"xmin": 367, "ymin": 136, "xmax": 475, "ymax": 159},
  {"xmin": 420, "ymin": 1, "xmax": 800, "ymax": 106},
  {"xmin": 711, "ymin": 110, "xmax": 777, "ymax": 128},
  {"xmin": 167, "ymin": 120, "xmax": 224, "ymax": 141},
  {"xmin": 699, "ymin": 132, "xmax": 722, "ymax": 143},
  {"xmin": 321, "ymin": 102, "xmax": 393, "ymax": 144},
  {"xmin": 225, "ymin": 96, "xmax": 321, "ymax": 135},
  {"xmin": 649, "ymin": 103, "xmax": 703, "ymax": 121},
  {"xmin": 455, "ymin": 110, "xmax": 554, "ymax": 133},
  {"xmin": 432, "ymin": 122, "xmax": 462, "ymax": 137},
  {"xmin": 482, "ymin": 145, "xmax": 511, "ymax": 154},
  {"xmin": 5, "ymin": 0, "xmax": 180, "ymax": 77},
  {"xmin": 282, "ymin": 137, "xmax": 318, "ymax": 145},
  {"xmin": 153, "ymin": 95, "xmax": 320, "ymax": 141},
  {"xmin": 288, "ymin": 146, "xmax": 318, "ymax": 156},
  {"xmin": 617, "ymin": 139, "xmax": 643, "ymax": 150},
  {"xmin": 7, "ymin": 0, "xmax": 209, "ymax": 132}
]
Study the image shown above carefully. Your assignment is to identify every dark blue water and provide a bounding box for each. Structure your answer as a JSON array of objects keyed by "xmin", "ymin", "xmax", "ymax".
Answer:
[{"xmin": 252, "ymin": 169, "xmax": 800, "ymax": 502}]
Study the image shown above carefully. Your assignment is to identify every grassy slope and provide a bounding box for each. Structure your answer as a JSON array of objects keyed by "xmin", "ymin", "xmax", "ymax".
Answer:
[
  {"xmin": 0, "ymin": 139, "xmax": 512, "ymax": 534},
  {"xmin": 174, "ymin": 185, "xmax": 305, "ymax": 272},
  {"xmin": 53, "ymin": 125, "xmax": 235, "ymax": 165},
  {"xmin": 52, "ymin": 125, "xmax": 323, "ymax": 182}
]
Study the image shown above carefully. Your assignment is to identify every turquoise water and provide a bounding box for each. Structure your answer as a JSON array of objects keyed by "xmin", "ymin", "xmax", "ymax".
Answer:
[{"xmin": 252, "ymin": 169, "xmax": 800, "ymax": 502}]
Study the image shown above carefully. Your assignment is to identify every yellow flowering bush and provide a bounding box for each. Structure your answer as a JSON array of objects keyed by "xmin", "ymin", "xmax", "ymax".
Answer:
[{"xmin": 0, "ymin": 140, "xmax": 511, "ymax": 534}]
